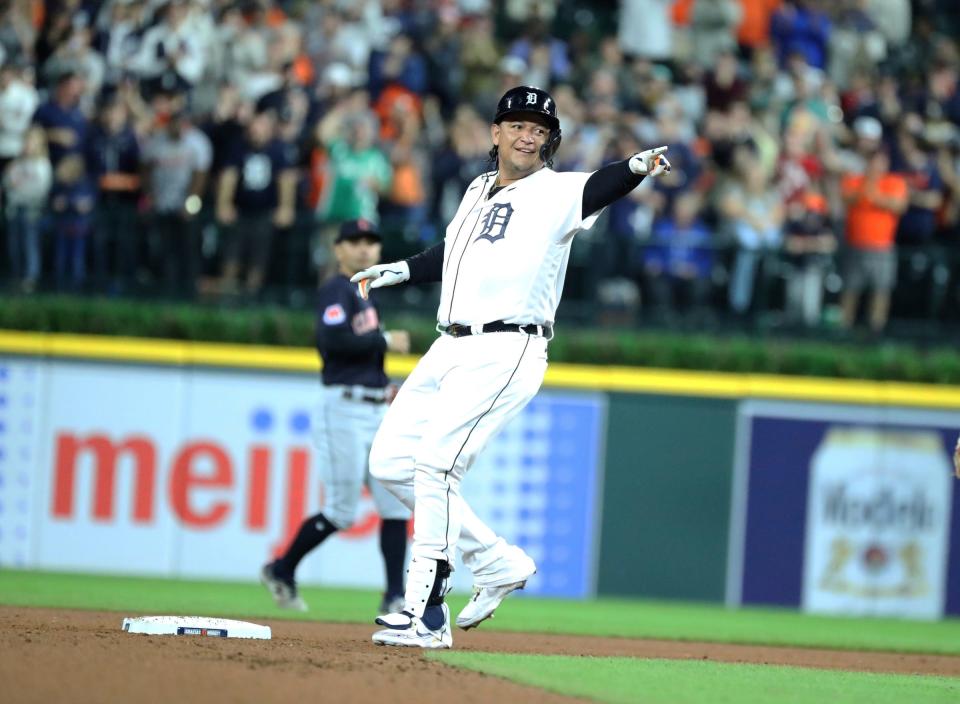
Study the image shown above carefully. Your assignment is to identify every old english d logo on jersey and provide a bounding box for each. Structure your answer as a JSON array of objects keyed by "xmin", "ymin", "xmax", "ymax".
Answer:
[{"xmin": 474, "ymin": 203, "xmax": 514, "ymax": 243}]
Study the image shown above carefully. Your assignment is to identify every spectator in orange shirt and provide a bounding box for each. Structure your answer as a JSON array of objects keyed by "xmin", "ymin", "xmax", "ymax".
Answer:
[
  {"xmin": 737, "ymin": 0, "xmax": 782, "ymax": 56},
  {"xmin": 839, "ymin": 149, "xmax": 909, "ymax": 332}
]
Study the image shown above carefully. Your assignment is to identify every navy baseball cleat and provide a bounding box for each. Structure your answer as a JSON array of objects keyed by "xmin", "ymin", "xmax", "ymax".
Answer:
[{"xmin": 260, "ymin": 561, "xmax": 308, "ymax": 612}]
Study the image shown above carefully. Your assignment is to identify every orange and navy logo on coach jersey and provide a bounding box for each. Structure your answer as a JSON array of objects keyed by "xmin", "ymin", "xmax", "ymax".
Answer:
[
  {"xmin": 351, "ymin": 308, "xmax": 379, "ymax": 335},
  {"xmin": 322, "ymin": 303, "xmax": 347, "ymax": 325}
]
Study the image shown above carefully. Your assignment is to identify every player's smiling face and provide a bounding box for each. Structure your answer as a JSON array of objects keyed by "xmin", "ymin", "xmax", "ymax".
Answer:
[{"xmin": 492, "ymin": 113, "xmax": 551, "ymax": 179}]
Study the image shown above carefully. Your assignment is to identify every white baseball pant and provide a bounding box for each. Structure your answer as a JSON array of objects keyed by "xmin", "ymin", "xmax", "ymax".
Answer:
[
  {"xmin": 369, "ymin": 332, "xmax": 547, "ymax": 591},
  {"xmin": 315, "ymin": 385, "xmax": 411, "ymax": 529}
]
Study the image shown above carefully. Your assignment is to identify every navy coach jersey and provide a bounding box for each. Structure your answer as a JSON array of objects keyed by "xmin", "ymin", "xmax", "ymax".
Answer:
[{"xmin": 316, "ymin": 274, "xmax": 389, "ymax": 388}]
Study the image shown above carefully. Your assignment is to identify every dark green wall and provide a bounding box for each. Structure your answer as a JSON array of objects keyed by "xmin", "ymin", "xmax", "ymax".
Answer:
[{"xmin": 597, "ymin": 394, "xmax": 737, "ymax": 601}]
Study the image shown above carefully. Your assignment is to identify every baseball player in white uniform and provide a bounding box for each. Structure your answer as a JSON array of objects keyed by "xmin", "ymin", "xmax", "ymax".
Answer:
[{"xmin": 351, "ymin": 86, "xmax": 671, "ymax": 648}]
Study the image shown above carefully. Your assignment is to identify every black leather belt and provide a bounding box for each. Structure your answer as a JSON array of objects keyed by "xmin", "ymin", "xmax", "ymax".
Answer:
[
  {"xmin": 341, "ymin": 388, "xmax": 387, "ymax": 404},
  {"xmin": 440, "ymin": 321, "xmax": 553, "ymax": 338}
]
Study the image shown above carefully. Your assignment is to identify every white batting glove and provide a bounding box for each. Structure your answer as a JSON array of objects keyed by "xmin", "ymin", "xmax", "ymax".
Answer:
[
  {"xmin": 629, "ymin": 146, "xmax": 671, "ymax": 177},
  {"xmin": 350, "ymin": 261, "xmax": 410, "ymax": 299}
]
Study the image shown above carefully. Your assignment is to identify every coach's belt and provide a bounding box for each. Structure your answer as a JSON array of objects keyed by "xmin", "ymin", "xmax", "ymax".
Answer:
[
  {"xmin": 338, "ymin": 386, "xmax": 388, "ymax": 404},
  {"xmin": 439, "ymin": 321, "xmax": 553, "ymax": 338}
]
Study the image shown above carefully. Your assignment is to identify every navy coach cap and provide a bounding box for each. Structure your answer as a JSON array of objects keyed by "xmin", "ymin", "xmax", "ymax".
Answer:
[{"xmin": 336, "ymin": 219, "xmax": 382, "ymax": 243}]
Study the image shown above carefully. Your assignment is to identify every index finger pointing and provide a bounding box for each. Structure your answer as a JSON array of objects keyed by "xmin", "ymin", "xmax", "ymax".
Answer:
[{"xmin": 650, "ymin": 145, "xmax": 669, "ymax": 156}]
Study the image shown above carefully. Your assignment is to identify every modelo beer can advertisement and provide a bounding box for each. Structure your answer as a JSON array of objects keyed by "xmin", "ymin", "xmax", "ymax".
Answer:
[
  {"xmin": 803, "ymin": 428, "xmax": 952, "ymax": 619},
  {"xmin": 734, "ymin": 401, "xmax": 960, "ymax": 618},
  {"xmin": 0, "ymin": 357, "xmax": 606, "ymax": 598}
]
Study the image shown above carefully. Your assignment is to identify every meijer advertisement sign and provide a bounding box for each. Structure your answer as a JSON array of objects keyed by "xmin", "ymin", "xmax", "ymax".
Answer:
[{"xmin": 0, "ymin": 357, "xmax": 605, "ymax": 598}]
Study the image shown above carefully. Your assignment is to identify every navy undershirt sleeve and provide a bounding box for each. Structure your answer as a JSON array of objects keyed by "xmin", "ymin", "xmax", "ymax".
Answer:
[
  {"xmin": 582, "ymin": 159, "xmax": 645, "ymax": 219},
  {"xmin": 405, "ymin": 242, "xmax": 445, "ymax": 284}
]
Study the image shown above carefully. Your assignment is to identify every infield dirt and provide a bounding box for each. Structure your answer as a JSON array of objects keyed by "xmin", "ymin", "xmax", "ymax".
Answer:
[{"xmin": 3, "ymin": 606, "xmax": 959, "ymax": 704}]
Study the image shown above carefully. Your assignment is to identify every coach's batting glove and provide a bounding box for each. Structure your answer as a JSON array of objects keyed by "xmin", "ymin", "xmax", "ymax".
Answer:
[
  {"xmin": 350, "ymin": 261, "xmax": 410, "ymax": 300},
  {"xmin": 629, "ymin": 146, "xmax": 671, "ymax": 177}
]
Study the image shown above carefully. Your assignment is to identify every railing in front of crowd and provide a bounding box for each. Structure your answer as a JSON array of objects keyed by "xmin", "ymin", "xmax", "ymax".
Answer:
[{"xmin": 1, "ymin": 201, "xmax": 959, "ymax": 341}]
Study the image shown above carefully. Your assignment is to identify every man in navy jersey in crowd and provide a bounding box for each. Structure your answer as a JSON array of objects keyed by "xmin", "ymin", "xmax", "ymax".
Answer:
[{"xmin": 216, "ymin": 110, "xmax": 297, "ymax": 296}]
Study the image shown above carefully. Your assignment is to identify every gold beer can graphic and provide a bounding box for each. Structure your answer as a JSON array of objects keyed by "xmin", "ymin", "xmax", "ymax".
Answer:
[{"xmin": 802, "ymin": 428, "xmax": 953, "ymax": 619}]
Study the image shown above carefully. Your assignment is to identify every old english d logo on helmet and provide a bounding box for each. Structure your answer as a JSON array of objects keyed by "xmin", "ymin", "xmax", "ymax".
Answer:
[{"xmin": 493, "ymin": 85, "xmax": 562, "ymax": 164}]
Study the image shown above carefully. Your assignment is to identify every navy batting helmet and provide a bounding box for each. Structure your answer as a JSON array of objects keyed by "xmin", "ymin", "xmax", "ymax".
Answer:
[{"xmin": 492, "ymin": 85, "xmax": 562, "ymax": 165}]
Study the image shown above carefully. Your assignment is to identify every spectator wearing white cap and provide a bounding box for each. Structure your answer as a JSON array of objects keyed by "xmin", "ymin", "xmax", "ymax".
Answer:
[
  {"xmin": 854, "ymin": 115, "xmax": 883, "ymax": 141},
  {"xmin": 834, "ymin": 115, "xmax": 884, "ymax": 175},
  {"xmin": 323, "ymin": 62, "xmax": 356, "ymax": 92},
  {"xmin": 309, "ymin": 61, "xmax": 361, "ymax": 126}
]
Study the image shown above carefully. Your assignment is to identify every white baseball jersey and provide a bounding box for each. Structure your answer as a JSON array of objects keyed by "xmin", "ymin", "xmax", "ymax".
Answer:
[{"xmin": 437, "ymin": 167, "xmax": 601, "ymax": 327}]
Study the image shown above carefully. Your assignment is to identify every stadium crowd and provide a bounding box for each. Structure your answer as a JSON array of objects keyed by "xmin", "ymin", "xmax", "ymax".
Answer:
[{"xmin": 1, "ymin": 0, "xmax": 960, "ymax": 333}]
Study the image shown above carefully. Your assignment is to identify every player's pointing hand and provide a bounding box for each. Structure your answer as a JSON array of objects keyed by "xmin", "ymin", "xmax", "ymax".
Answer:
[
  {"xmin": 629, "ymin": 146, "xmax": 671, "ymax": 177},
  {"xmin": 350, "ymin": 261, "xmax": 411, "ymax": 299}
]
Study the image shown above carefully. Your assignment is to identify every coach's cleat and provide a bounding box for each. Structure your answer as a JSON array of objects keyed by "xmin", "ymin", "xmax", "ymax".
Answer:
[
  {"xmin": 456, "ymin": 554, "xmax": 536, "ymax": 630},
  {"xmin": 260, "ymin": 561, "xmax": 308, "ymax": 612},
  {"xmin": 372, "ymin": 603, "xmax": 452, "ymax": 649},
  {"xmin": 378, "ymin": 593, "xmax": 405, "ymax": 617}
]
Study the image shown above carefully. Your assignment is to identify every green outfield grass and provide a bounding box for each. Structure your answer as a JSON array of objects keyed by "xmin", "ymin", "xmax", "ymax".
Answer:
[
  {"xmin": 2, "ymin": 570, "xmax": 959, "ymax": 655},
  {"xmin": 429, "ymin": 653, "xmax": 960, "ymax": 704},
  {"xmin": 3, "ymin": 570, "xmax": 958, "ymax": 704}
]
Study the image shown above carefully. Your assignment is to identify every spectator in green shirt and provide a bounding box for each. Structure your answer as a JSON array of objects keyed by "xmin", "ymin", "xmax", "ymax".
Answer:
[{"xmin": 313, "ymin": 101, "xmax": 391, "ymax": 282}]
